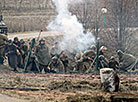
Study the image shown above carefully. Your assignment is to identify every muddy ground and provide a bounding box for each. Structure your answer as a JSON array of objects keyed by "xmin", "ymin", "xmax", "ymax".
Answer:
[{"xmin": 0, "ymin": 65, "xmax": 138, "ymax": 102}]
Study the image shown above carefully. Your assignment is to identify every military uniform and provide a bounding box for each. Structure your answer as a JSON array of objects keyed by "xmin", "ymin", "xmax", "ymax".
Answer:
[
  {"xmin": 35, "ymin": 38, "xmax": 51, "ymax": 73},
  {"xmin": 74, "ymin": 52, "xmax": 83, "ymax": 72},
  {"xmin": 20, "ymin": 40, "xmax": 28, "ymax": 65},
  {"xmin": 49, "ymin": 57, "xmax": 65, "ymax": 73},
  {"xmin": 13, "ymin": 37, "xmax": 24, "ymax": 68},
  {"xmin": 80, "ymin": 49, "xmax": 96, "ymax": 73},
  {"xmin": 25, "ymin": 51, "xmax": 39, "ymax": 73},
  {"xmin": 0, "ymin": 34, "xmax": 8, "ymax": 64},
  {"xmin": 60, "ymin": 51, "xmax": 69, "ymax": 73},
  {"xmin": 108, "ymin": 56, "xmax": 119, "ymax": 70},
  {"xmin": 50, "ymin": 42, "xmax": 61, "ymax": 57},
  {"xmin": 99, "ymin": 46, "xmax": 107, "ymax": 56},
  {"xmin": 13, "ymin": 37, "xmax": 21, "ymax": 47},
  {"xmin": 117, "ymin": 50, "xmax": 137, "ymax": 72},
  {"xmin": 5, "ymin": 40, "xmax": 18, "ymax": 71}
]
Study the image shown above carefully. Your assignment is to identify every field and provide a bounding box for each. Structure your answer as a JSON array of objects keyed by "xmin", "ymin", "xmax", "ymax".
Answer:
[{"xmin": 0, "ymin": 65, "xmax": 138, "ymax": 102}]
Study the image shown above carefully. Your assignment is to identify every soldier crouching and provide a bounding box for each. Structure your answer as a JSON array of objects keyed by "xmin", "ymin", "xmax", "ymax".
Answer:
[{"xmin": 49, "ymin": 56, "xmax": 65, "ymax": 73}]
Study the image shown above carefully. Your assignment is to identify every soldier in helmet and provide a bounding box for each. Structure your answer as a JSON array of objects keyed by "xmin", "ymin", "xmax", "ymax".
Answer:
[
  {"xmin": 0, "ymin": 34, "xmax": 8, "ymax": 64},
  {"xmin": 13, "ymin": 37, "xmax": 24, "ymax": 68},
  {"xmin": 108, "ymin": 56, "xmax": 119, "ymax": 70},
  {"xmin": 74, "ymin": 45, "xmax": 97, "ymax": 73},
  {"xmin": 49, "ymin": 56, "xmax": 65, "ymax": 73},
  {"xmin": 5, "ymin": 40, "xmax": 18, "ymax": 72},
  {"xmin": 99, "ymin": 46, "xmax": 107, "ymax": 56},
  {"xmin": 74, "ymin": 49, "xmax": 83, "ymax": 73},
  {"xmin": 59, "ymin": 50, "xmax": 69, "ymax": 73},
  {"xmin": 13, "ymin": 37, "xmax": 20, "ymax": 47},
  {"xmin": 117, "ymin": 50, "xmax": 137, "ymax": 72},
  {"xmin": 20, "ymin": 39, "xmax": 28, "ymax": 65},
  {"xmin": 81, "ymin": 45, "xmax": 97, "ymax": 72},
  {"xmin": 35, "ymin": 38, "xmax": 51, "ymax": 73},
  {"xmin": 50, "ymin": 42, "xmax": 61, "ymax": 58},
  {"xmin": 82, "ymin": 45, "xmax": 97, "ymax": 60}
]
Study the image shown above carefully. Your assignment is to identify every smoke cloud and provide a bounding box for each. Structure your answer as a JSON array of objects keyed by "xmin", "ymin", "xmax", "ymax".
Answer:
[{"xmin": 47, "ymin": 0, "xmax": 95, "ymax": 53}]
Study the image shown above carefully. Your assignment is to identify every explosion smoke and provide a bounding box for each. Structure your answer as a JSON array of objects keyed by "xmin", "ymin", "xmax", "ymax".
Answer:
[{"xmin": 47, "ymin": 0, "xmax": 95, "ymax": 53}]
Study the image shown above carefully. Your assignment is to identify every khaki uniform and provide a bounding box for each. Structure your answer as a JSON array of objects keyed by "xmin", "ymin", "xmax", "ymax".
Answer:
[
  {"xmin": 0, "ymin": 34, "xmax": 8, "ymax": 64},
  {"xmin": 74, "ymin": 52, "xmax": 83, "ymax": 72},
  {"xmin": 20, "ymin": 44, "xmax": 28, "ymax": 65},
  {"xmin": 49, "ymin": 59, "xmax": 65, "ymax": 73},
  {"xmin": 81, "ymin": 50, "xmax": 96, "ymax": 73},
  {"xmin": 119, "ymin": 53, "xmax": 137, "ymax": 72},
  {"xmin": 60, "ymin": 53, "xmax": 69, "ymax": 73}
]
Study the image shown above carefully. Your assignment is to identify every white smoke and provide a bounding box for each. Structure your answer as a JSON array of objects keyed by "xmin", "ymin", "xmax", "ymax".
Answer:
[{"xmin": 47, "ymin": 0, "xmax": 95, "ymax": 52}]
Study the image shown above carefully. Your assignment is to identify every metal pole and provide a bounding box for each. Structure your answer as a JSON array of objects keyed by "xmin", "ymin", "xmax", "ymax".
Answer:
[
  {"xmin": 24, "ymin": 38, "xmax": 35, "ymax": 72},
  {"xmin": 119, "ymin": 0, "xmax": 123, "ymax": 51},
  {"xmin": 96, "ymin": 38, "xmax": 100, "ymax": 71},
  {"xmin": 104, "ymin": 13, "xmax": 106, "ymax": 27}
]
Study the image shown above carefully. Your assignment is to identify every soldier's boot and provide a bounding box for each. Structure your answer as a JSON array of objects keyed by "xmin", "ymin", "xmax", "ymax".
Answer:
[
  {"xmin": 13, "ymin": 67, "xmax": 18, "ymax": 72},
  {"xmin": 0, "ymin": 57, "xmax": 4, "ymax": 64}
]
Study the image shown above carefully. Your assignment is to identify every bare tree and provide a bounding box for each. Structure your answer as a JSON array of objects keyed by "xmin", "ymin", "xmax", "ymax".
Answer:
[
  {"xmin": 103, "ymin": 0, "xmax": 138, "ymax": 56},
  {"xmin": 70, "ymin": 0, "xmax": 104, "ymax": 38}
]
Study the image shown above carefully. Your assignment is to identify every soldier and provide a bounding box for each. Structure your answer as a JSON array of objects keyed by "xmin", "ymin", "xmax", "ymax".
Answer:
[
  {"xmin": 117, "ymin": 50, "xmax": 137, "ymax": 72},
  {"xmin": 99, "ymin": 55, "xmax": 109, "ymax": 68},
  {"xmin": 99, "ymin": 46, "xmax": 107, "ymax": 56},
  {"xmin": 13, "ymin": 37, "xmax": 24, "ymax": 68},
  {"xmin": 35, "ymin": 38, "xmax": 51, "ymax": 73},
  {"xmin": 108, "ymin": 56, "xmax": 119, "ymax": 70},
  {"xmin": 0, "ymin": 34, "xmax": 8, "ymax": 64},
  {"xmin": 82, "ymin": 45, "xmax": 97, "ymax": 61},
  {"xmin": 50, "ymin": 42, "xmax": 61, "ymax": 58},
  {"xmin": 20, "ymin": 39, "xmax": 28, "ymax": 65},
  {"xmin": 60, "ymin": 51, "xmax": 69, "ymax": 73},
  {"xmin": 5, "ymin": 40, "xmax": 18, "ymax": 72},
  {"xmin": 80, "ymin": 45, "xmax": 97, "ymax": 72},
  {"xmin": 25, "ymin": 51, "xmax": 39, "ymax": 73},
  {"xmin": 49, "ymin": 56, "xmax": 65, "ymax": 73},
  {"xmin": 13, "ymin": 37, "xmax": 21, "ymax": 47}
]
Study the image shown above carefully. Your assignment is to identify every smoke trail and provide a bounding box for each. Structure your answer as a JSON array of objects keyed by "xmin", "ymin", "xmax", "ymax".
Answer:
[{"xmin": 47, "ymin": 0, "xmax": 95, "ymax": 52}]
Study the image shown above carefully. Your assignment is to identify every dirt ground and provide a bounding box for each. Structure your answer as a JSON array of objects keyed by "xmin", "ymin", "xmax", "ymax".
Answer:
[
  {"xmin": 0, "ymin": 32, "xmax": 137, "ymax": 102},
  {"xmin": 0, "ymin": 65, "xmax": 138, "ymax": 102}
]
